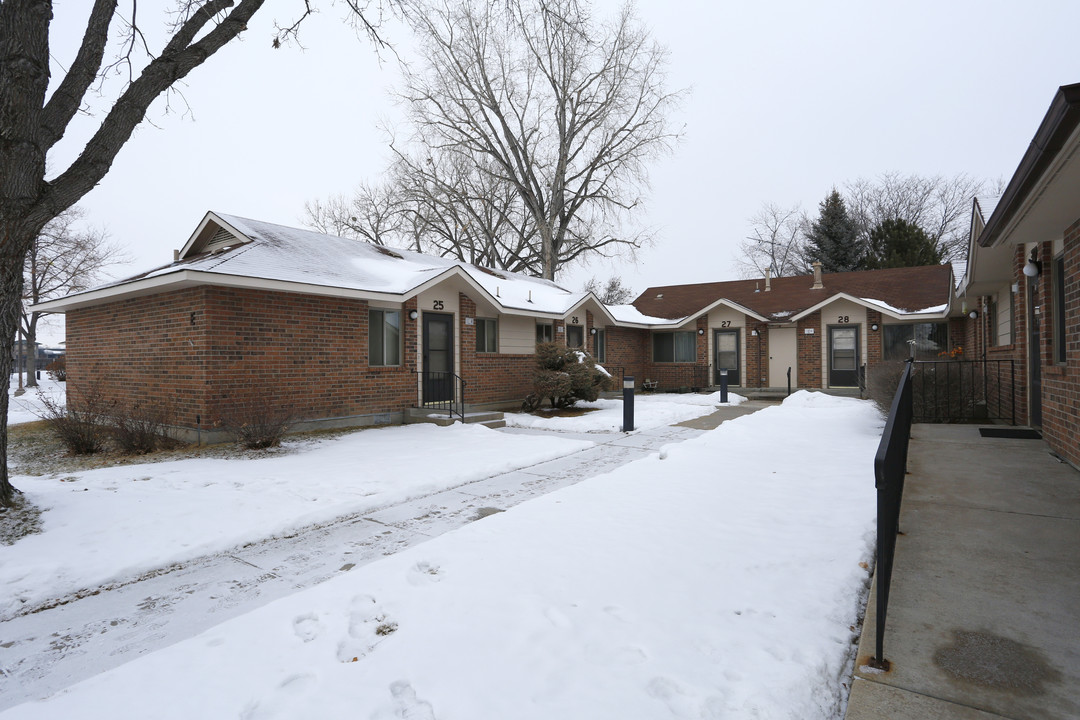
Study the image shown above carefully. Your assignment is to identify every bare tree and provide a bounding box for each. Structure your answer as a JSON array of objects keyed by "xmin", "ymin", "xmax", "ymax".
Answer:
[
  {"xmin": 394, "ymin": 0, "xmax": 684, "ymax": 281},
  {"xmin": 845, "ymin": 172, "xmax": 1000, "ymax": 263},
  {"xmin": 21, "ymin": 208, "xmax": 126, "ymax": 389},
  {"xmin": 737, "ymin": 202, "xmax": 807, "ymax": 279},
  {"xmin": 583, "ymin": 275, "xmax": 634, "ymax": 304},
  {"xmin": 0, "ymin": 1, "xmax": 394, "ymax": 507},
  {"xmin": 304, "ymin": 182, "xmax": 405, "ymax": 247}
]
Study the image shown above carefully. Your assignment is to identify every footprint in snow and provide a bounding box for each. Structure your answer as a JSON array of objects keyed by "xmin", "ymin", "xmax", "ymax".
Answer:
[
  {"xmin": 390, "ymin": 680, "xmax": 436, "ymax": 720},
  {"xmin": 407, "ymin": 561, "xmax": 442, "ymax": 586},
  {"xmin": 646, "ymin": 676, "xmax": 724, "ymax": 719},
  {"xmin": 240, "ymin": 673, "xmax": 318, "ymax": 720},
  {"xmin": 292, "ymin": 613, "xmax": 321, "ymax": 643},
  {"xmin": 337, "ymin": 595, "xmax": 397, "ymax": 663}
]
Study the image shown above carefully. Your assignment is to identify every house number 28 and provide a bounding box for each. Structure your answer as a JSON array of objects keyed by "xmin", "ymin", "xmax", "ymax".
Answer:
[
  {"xmin": 433, "ymin": 300, "xmax": 444, "ymax": 310},
  {"xmin": 837, "ymin": 315, "xmax": 850, "ymax": 323}
]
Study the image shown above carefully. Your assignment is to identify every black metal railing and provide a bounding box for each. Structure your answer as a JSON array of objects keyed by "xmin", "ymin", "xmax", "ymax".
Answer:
[
  {"xmin": 413, "ymin": 369, "xmax": 466, "ymax": 422},
  {"xmin": 911, "ymin": 360, "xmax": 1015, "ymax": 424},
  {"xmin": 872, "ymin": 359, "xmax": 914, "ymax": 669},
  {"xmin": 645, "ymin": 365, "xmax": 710, "ymax": 393}
]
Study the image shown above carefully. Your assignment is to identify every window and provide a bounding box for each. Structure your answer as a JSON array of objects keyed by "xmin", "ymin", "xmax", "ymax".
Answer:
[
  {"xmin": 536, "ymin": 322, "xmax": 553, "ymax": 343},
  {"xmin": 476, "ymin": 318, "xmax": 497, "ymax": 353},
  {"xmin": 1053, "ymin": 254, "xmax": 1066, "ymax": 364},
  {"xmin": 369, "ymin": 309, "xmax": 401, "ymax": 366},
  {"xmin": 566, "ymin": 324, "xmax": 584, "ymax": 348},
  {"xmin": 594, "ymin": 329, "xmax": 606, "ymax": 362},
  {"xmin": 653, "ymin": 331, "xmax": 696, "ymax": 363},
  {"xmin": 882, "ymin": 322, "xmax": 949, "ymax": 361}
]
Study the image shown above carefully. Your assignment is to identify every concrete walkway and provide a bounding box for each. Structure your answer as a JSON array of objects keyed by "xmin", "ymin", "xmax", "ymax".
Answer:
[
  {"xmin": 847, "ymin": 424, "xmax": 1080, "ymax": 719},
  {"xmin": 0, "ymin": 401, "xmax": 765, "ymax": 711}
]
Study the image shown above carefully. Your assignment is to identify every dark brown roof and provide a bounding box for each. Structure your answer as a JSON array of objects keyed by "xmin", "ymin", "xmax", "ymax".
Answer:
[{"xmin": 633, "ymin": 265, "xmax": 953, "ymax": 321}]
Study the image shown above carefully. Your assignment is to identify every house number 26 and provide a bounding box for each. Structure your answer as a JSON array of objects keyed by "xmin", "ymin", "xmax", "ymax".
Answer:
[{"xmin": 433, "ymin": 300, "xmax": 444, "ymax": 310}]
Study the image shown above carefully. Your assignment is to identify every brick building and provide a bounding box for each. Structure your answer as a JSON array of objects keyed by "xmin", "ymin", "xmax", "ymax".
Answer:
[{"xmin": 958, "ymin": 82, "xmax": 1080, "ymax": 468}]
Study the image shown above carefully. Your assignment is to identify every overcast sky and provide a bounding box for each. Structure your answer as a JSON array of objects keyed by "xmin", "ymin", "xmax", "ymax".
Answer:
[{"xmin": 38, "ymin": 0, "xmax": 1080, "ymax": 343}]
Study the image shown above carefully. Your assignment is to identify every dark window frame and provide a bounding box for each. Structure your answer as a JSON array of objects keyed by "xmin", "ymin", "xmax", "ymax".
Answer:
[
  {"xmin": 476, "ymin": 317, "xmax": 498, "ymax": 354},
  {"xmin": 566, "ymin": 324, "xmax": 584, "ymax": 349},
  {"xmin": 369, "ymin": 308, "xmax": 402, "ymax": 366},
  {"xmin": 652, "ymin": 330, "xmax": 696, "ymax": 363},
  {"xmin": 536, "ymin": 322, "xmax": 553, "ymax": 343},
  {"xmin": 594, "ymin": 328, "xmax": 606, "ymax": 362}
]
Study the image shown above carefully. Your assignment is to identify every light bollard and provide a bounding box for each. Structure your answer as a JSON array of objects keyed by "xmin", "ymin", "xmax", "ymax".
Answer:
[
  {"xmin": 719, "ymin": 368, "xmax": 729, "ymax": 404},
  {"xmin": 622, "ymin": 375, "xmax": 634, "ymax": 432}
]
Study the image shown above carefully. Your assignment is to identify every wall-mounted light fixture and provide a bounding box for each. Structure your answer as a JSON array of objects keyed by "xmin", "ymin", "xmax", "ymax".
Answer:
[
  {"xmin": 697, "ymin": 328, "xmax": 705, "ymax": 335},
  {"xmin": 1023, "ymin": 247, "xmax": 1041, "ymax": 278},
  {"xmin": 590, "ymin": 328, "xmax": 597, "ymax": 335},
  {"xmin": 408, "ymin": 310, "xmax": 418, "ymax": 320},
  {"xmin": 968, "ymin": 310, "xmax": 979, "ymax": 320},
  {"xmin": 870, "ymin": 323, "xmax": 879, "ymax": 331}
]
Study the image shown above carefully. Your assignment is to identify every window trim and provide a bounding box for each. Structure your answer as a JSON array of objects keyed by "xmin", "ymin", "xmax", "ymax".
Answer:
[
  {"xmin": 652, "ymin": 330, "xmax": 696, "ymax": 363},
  {"xmin": 536, "ymin": 322, "xmax": 553, "ymax": 344},
  {"xmin": 476, "ymin": 317, "xmax": 498, "ymax": 354},
  {"xmin": 566, "ymin": 324, "xmax": 585, "ymax": 349},
  {"xmin": 368, "ymin": 308, "xmax": 402, "ymax": 367},
  {"xmin": 594, "ymin": 328, "xmax": 606, "ymax": 363}
]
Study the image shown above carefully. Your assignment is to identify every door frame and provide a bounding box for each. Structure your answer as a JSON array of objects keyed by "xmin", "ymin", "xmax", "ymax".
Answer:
[
  {"xmin": 1027, "ymin": 280, "xmax": 1042, "ymax": 426},
  {"xmin": 713, "ymin": 328, "xmax": 741, "ymax": 386},
  {"xmin": 827, "ymin": 324, "xmax": 860, "ymax": 388},
  {"xmin": 421, "ymin": 312, "xmax": 455, "ymax": 405}
]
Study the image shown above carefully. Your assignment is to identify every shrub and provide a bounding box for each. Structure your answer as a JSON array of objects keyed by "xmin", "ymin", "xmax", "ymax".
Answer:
[
  {"xmin": 36, "ymin": 383, "xmax": 111, "ymax": 455},
  {"xmin": 524, "ymin": 343, "xmax": 611, "ymax": 410},
  {"xmin": 865, "ymin": 361, "xmax": 908, "ymax": 415},
  {"xmin": 45, "ymin": 357, "xmax": 66, "ymax": 382},
  {"xmin": 216, "ymin": 397, "xmax": 294, "ymax": 449},
  {"xmin": 111, "ymin": 402, "xmax": 182, "ymax": 454}
]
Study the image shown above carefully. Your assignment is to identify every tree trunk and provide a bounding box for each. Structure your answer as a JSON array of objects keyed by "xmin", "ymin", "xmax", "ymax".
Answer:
[{"xmin": 0, "ymin": 224, "xmax": 35, "ymax": 508}]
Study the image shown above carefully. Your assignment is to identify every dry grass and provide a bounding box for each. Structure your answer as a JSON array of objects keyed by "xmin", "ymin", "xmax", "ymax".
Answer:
[{"xmin": 527, "ymin": 407, "xmax": 600, "ymax": 419}]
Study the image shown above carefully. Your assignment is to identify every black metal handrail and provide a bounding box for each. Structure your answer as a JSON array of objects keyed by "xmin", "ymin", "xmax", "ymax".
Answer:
[
  {"xmin": 872, "ymin": 359, "xmax": 914, "ymax": 669},
  {"xmin": 911, "ymin": 359, "xmax": 1015, "ymax": 424},
  {"xmin": 413, "ymin": 369, "xmax": 466, "ymax": 422}
]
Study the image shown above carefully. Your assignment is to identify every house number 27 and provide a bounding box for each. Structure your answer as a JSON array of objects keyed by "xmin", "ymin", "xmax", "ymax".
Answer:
[{"xmin": 433, "ymin": 300, "xmax": 444, "ymax": 310}]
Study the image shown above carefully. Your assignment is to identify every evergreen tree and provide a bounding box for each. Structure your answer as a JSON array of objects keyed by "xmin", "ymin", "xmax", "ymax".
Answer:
[
  {"xmin": 803, "ymin": 189, "xmax": 863, "ymax": 272},
  {"xmin": 865, "ymin": 218, "xmax": 944, "ymax": 269}
]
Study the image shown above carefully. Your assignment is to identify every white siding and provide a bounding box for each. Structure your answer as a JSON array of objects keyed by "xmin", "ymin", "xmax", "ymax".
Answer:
[{"xmin": 500, "ymin": 315, "xmax": 535, "ymax": 354}]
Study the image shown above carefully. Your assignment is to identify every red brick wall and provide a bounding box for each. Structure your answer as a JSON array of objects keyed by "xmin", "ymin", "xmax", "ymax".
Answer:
[
  {"xmin": 604, "ymin": 326, "xmax": 649, "ymax": 385},
  {"xmin": 458, "ymin": 293, "xmax": 534, "ymax": 405},
  {"xmin": 866, "ymin": 310, "xmax": 883, "ymax": 365},
  {"xmin": 745, "ymin": 321, "xmax": 768, "ymax": 388},
  {"xmin": 66, "ymin": 287, "xmax": 211, "ymax": 426},
  {"xmin": 66, "ymin": 286, "xmax": 422, "ymax": 432},
  {"xmin": 797, "ymin": 312, "xmax": 822, "ymax": 388},
  {"xmin": 1040, "ymin": 223, "xmax": 1080, "ymax": 467}
]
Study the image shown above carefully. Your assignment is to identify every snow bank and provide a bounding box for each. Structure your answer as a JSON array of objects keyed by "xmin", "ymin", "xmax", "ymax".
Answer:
[
  {"xmin": 6, "ymin": 376, "xmax": 65, "ymax": 426},
  {"xmin": 0, "ymin": 423, "xmax": 591, "ymax": 619},
  {"xmin": 1, "ymin": 395, "xmax": 882, "ymax": 720},
  {"xmin": 505, "ymin": 390, "xmax": 745, "ymax": 433}
]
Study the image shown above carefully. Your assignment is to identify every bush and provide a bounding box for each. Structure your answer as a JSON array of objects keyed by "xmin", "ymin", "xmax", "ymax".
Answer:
[
  {"xmin": 216, "ymin": 397, "xmax": 294, "ymax": 449},
  {"xmin": 45, "ymin": 357, "xmax": 66, "ymax": 382},
  {"xmin": 36, "ymin": 383, "xmax": 111, "ymax": 455},
  {"xmin": 523, "ymin": 343, "xmax": 611, "ymax": 411},
  {"xmin": 111, "ymin": 402, "xmax": 182, "ymax": 454},
  {"xmin": 865, "ymin": 361, "xmax": 908, "ymax": 415}
]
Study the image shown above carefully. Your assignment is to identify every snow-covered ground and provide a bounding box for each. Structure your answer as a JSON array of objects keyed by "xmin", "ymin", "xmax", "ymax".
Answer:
[
  {"xmin": 504, "ymin": 390, "xmax": 745, "ymax": 432},
  {"xmin": 0, "ymin": 424, "xmax": 592, "ymax": 619},
  {"xmin": 5, "ymin": 376, "xmax": 65, "ymax": 425},
  {"xmin": 1, "ymin": 392, "xmax": 883, "ymax": 719}
]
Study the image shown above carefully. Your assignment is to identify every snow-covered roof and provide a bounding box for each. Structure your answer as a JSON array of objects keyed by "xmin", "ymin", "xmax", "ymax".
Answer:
[
  {"xmin": 605, "ymin": 304, "xmax": 689, "ymax": 327},
  {"xmin": 36, "ymin": 212, "xmax": 594, "ymax": 318}
]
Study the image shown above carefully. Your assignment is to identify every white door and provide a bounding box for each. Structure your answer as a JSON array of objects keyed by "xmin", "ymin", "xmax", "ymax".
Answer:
[{"xmin": 769, "ymin": 327, "xmax": 797, "ymax": 388}]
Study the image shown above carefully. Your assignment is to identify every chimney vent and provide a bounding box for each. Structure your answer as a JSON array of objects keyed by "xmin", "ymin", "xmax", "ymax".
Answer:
[
  {"xmin": 811, "ymin": 261, "xmax": 824, "ymax": 290},
  {"xmin": 764, "ymin": 267, "xmax": 772, "ymax": 292}
]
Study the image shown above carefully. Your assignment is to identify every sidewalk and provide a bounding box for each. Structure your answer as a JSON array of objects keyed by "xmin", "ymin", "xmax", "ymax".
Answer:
[
  {"xmin": 846, "ymin": 424, "xmax": 1080, "ymax": 719},
  {"xmin": 0, "ymin": 401, "xmax": 766, "ymax": 711}
]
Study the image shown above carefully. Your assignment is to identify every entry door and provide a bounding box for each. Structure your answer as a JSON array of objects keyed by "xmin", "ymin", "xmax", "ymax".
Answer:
[
  {"xmin": 828, "ymin": 325, "xmax": 860, "ymax": 387},
  {"xmin": 422, "ymin": 313, "xmax": 454, "ymax": 404},
  {"xmin": 1027, "ymin": 282, "xmax": 1042, "ymax": 426},
  {"xmin": 713, "ymin": 330, "xmax": 740, "ymax": 385},
  {"xmin": 769, "ymin": 327, "xmax": 798, "ymax": 388}
]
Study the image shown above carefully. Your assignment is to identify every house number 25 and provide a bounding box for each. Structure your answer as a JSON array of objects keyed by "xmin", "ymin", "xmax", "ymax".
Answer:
[{"xmin": 433, "ymin": 300, "xmax": 444, "ymax": 310}]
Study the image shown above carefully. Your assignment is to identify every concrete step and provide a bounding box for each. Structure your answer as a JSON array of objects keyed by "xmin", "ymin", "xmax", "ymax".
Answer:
[
  {"xmin": 460, "ymin": 411, "xmax": 504, "ymax": 424},
  {"xmin": 479, "ymin": 419, "xmax": 506, "ymax": 430},
  {"xmin": 405, "ymin": 408, "xmax": 505, "ymax": 428}
]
